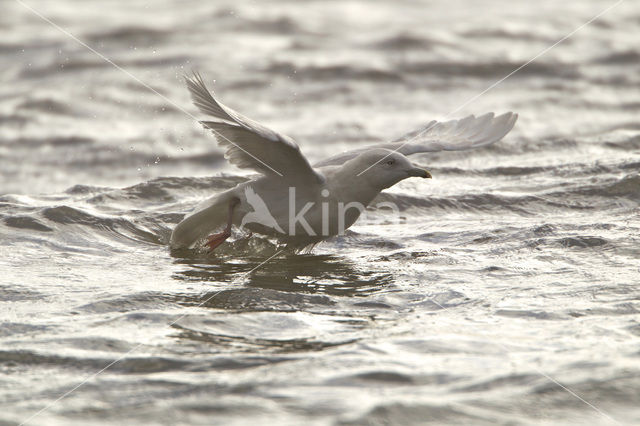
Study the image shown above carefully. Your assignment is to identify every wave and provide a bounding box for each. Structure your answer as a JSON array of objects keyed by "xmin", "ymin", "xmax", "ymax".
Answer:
[
  {"xmin": 0, "ymin": 323, "xmax": 49, "ymax": 338},
  {"xmin": 0, "ymin": 135, "xmax": 94, "ymax": 148},
  {"xmin": 3, "ymin": 215, "xmax": 53, "ymax": 232},
  {"xmin": 459, "ymin": 27, "xmax": 557, "ymax": 43},
  {"xmin": 184, "ymin": 287, "xmax": 335, "ymax": 312},
  {"xmin": 2, "ymin": 170, "xmax": 636, "ymax": 253},
  {"xmin": 85, "ymin": 25, "xmax": 167, "ymax": 45},
  {"xmin": 78, "ymin": 292, "xmax": 174, "ymax": 314},
  {"xmin": 21, "ymin": 54, "xmax": 190, "ymax": 78},
  {"xmin": 594, "ymin": 49, "xmax": 640, "ymax": 65},
  {"xmin": 20, "ymin": 58, "xmax": 108, "ymax": 78},
  {"xmin": 367, "ymin": 33, "xmax": 448, "ymax": 50},
  {"xmin": 342, "ymin": 402, "xmax": 492, "ymax": 424},
  {"xmin": 0, "ymin": 112, "xmax": 29, "ymax": 126},
  {"xmin": 95, "ymin": 175, "xmax": 245, "ymax": 203},
  {"xmin": 0, "ymin": 349, "xmax": 193, "ymax": 373},
  {"xmin": 17, "ymin": 98, "xmax": 77, "ymax": 115},
  {"xmin": 0, "ymin": 204, "xmax": 169, "ymax": 245},
  {"xmin": 606, "ymin": 136, "xmax": 640, "ymax": 151},
  {"xmin": 264, "ymin": 61, "xmax": 402, "ymax": 82},
  {"xmin": 400, "ymin": 59, "xmax": 580, "ymax": 79},
  {"xmin": 0, "ymin": 285, "xmax": 45, "ymax": 302},
  {"xmin": 229, "ymin": 15, "xmax": 305, "ymax": 35},
  {"xmin": 263, "ymin": 58, "xmax": 578, "ymax": 82},
  {"xmin": 0, "ymin": 41, "xmax": 26, "ymax": 54},
  {"xmin": 375, "ymin": 192, "xmax": 539, "ymax": 214},
  {"xmin": 430, "ymin": 165, "xmax": 548, "ymax": 177},
  {"xmin": 374, "ymin": 175, "xmax": 639, "ymax": 214},
  {"xmin": 556, "ymin": 236, "xmax": 609, "ymax": 248},
  {"xmin": 564, "ymin": 174, "xmax": 640, "ymax": 200}
]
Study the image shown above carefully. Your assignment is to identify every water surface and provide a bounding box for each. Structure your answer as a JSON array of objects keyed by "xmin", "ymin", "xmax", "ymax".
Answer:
[{"xmin": 1, "ymin": 0, "xmax": 639, "ymax": 424}]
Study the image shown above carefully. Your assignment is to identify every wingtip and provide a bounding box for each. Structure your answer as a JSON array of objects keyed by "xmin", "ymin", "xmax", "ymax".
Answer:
[
  {"xmin": 495, "ymin": 111, "xmax": 518, "ymax": 130},
  {"xmin": 183, "ymin": 69, "xmax": 198, "ymax": 83},
  {"xmin": 184, "ymin": 70, "xmax": 210, "ymax": 89}
]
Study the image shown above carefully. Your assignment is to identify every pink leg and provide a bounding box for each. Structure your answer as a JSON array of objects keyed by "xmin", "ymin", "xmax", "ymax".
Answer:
[{"xmin": 205, "ymin": 198, "xmax": 239, "ymax": 252}]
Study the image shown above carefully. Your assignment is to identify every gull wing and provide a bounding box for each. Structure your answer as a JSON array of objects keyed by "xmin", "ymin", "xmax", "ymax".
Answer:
[
  {"xmin": 314, "ymin": 112, "xmax": 518, "ymax": 167},
  {"xmin": 186, "ymin": 73, "xmax": 324, "ymax": 184}
]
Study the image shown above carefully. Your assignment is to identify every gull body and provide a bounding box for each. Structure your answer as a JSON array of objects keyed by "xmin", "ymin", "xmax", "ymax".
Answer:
[
  {"xmin": 170, "ymin": 73, "xmax": 518, "ymax": 251},
  {"xmin": 171, "ymin": 148, "xmax": 429, "ymax": 249}
]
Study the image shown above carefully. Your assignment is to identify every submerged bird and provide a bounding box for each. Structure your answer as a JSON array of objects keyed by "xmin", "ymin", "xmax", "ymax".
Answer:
[{"xmin": 170, "ymin": 73, "xmax": 517, "ymax": 251}]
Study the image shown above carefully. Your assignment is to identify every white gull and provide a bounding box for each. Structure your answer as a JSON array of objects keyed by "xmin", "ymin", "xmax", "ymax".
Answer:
[{"xmin": 170, "ymin": 73, "xmax": 517, "ymax": 251}]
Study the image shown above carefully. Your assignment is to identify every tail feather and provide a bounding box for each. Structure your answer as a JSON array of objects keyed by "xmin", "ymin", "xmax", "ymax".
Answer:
[{"xmin": 170, "ymin": 191, "xmax": 235, "ymax": 249}]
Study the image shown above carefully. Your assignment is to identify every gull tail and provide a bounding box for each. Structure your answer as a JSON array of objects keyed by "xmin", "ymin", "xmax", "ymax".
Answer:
[{"xmin": 170, "ymin": 190, "xmax": 236, "ymax": 249}]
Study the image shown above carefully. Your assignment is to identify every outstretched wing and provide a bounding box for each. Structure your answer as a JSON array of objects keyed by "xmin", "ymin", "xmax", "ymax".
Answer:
[
  {"xmin": 314, "ymin": 112, "xmax": 517, "ymax": 167},
  {"xmin": 186, "ymin": 73, "xmax": 324, "ymax": 184}
]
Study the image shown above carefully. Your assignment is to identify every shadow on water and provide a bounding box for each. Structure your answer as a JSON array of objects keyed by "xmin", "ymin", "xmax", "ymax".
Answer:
[
  {"xmin": 244, "ymin": 254, "xmax": 393, "ymax": 296},
  {"xmin": 166, "ymin": 240, "xmax": 382, "ymax": 353},
  {"xmin": 170, "ymin": 238, "xmax": 393, "ymax": 298}
]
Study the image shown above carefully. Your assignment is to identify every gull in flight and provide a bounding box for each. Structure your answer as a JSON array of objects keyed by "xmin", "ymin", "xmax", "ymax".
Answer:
[{"xmin": 170, "ymin": 73, "xmax": 517, "ymax": 251}]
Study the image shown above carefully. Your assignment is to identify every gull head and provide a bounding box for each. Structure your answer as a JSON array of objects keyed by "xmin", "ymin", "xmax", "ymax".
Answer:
[{"xmin": 347, "ymin": 148, "xmax": 431, "ymax": 190}]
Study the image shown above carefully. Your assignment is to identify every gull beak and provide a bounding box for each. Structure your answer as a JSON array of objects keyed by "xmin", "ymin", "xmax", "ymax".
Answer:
[{"xmin": 407, "ymin": 167, "xmax": 432, "ymax": 179}]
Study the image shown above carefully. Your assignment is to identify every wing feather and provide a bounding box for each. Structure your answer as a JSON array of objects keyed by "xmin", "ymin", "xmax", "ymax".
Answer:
[
  {"xmin": 315, "ymin": 112, "xmax": 517, "ymax": 167},
  {"xmin": 186, "ymin": 73, "xmax": 324, "ymax": 184}
]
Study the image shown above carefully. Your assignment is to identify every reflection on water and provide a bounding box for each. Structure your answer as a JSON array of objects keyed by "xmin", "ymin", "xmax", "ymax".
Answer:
[{"xmin": 172, "ymin": 244, "xmax": 394, "ymax": 297}]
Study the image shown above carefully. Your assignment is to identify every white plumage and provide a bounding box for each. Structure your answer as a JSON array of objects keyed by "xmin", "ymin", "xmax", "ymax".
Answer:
[
  {"xmin": 314, "ymin": 112, "xmax": 517, "ymax": 167},
  {"xmin": 170, "ymin": 73, "xmax": 518, "ymax": 250}
]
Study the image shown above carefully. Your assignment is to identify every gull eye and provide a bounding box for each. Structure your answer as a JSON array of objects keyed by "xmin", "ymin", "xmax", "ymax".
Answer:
[{"xmin": 386, "ymin": 160, "xmax": 395, "ymax": 166}]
